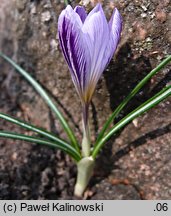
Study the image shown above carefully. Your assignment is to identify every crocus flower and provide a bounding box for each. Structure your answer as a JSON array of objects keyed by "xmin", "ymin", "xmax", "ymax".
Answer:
[
  {"xmin": 58, "ymin": 3, "xmax": 122, "ymax": 157},
  {"xmin": 58, "ymin": 3, "xmax": 122, "ymax": 104}
]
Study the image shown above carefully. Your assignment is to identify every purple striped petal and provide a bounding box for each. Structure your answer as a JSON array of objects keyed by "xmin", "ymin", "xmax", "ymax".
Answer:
[
  {"xmin": 74, "ymin": 6, "xmax": 87, "ymax": 23},
  {"xmin": 58, "ymin": 5, "xmax": 91, "ymax": 100},
  {"xmin": 58, "ymin": 4, "xmax": 122, "ymax": 103},
  {"xmin": 82, "ymin": 4, "xmax": 110, "ymax": 100},
  {"xmin": 107, "ymin": 8, "xmax": 123, "ymax": 64},
  {"xmin": 92, "ymin": 8, "xmax": 122, "ymax": 83},
  {"xmin": 84, "ymin": 3, "xmax": 101, "ymax": 22}
]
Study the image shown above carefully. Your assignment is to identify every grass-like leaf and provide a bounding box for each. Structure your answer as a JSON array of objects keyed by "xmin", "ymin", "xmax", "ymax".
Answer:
[
  {"xmin": 0, "ymin": 52, "xmax": 79, "ymax": 152},
  {"xmin": 64, "ymin": 0, "xmax": 69, "ymax": 5},
  {"xmin": 96, "ymin": 55, "xmax": 171, "ymax": 144},
  {"xmin": 0, "ymin": 112, "xmax": 78, "ymax": 148},
  {"xmin": 0, "ymin": 131, "xmax": 81, "ymax": 162},
  {"xmin": 92, "ymin": 85, "xmax": 171, "ymax": 158}
]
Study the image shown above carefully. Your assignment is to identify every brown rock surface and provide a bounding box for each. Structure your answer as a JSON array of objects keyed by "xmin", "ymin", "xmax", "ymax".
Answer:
[{"xmin": 0, "ymin": 0, "xmax": 171, "ymax": 199}]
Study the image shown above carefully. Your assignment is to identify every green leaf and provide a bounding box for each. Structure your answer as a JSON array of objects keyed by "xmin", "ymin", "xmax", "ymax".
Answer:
[
  {"xmin": 0, "ymin": 52, "xmax": 80, "ymax": 152},
  {"xmin": 92, "ymin": 85, "xmax": 171, "ymax": 158},
  {"xmin": 96, "ymin": 55, "xmax": 171, "ymax": 144},
  {"xmin": 64, "ymin": 0, "xmax": 69, "ymax": 5},
  {"xmin": 0, "ymin": 112, "xmax": 75, "ymax": 147},
  {"xmin": 0, "ymin": 131, "xmax": 81, "ymax": 162}
]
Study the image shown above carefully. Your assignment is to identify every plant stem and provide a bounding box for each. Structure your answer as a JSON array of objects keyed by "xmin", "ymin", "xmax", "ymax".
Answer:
[
  {"xmin": 81, "ymin": 104, "xmax": 91, "ymax": 157},
  {"xmin": 74, "ymin": 156, "xmax": 94, "ymax": 197}
]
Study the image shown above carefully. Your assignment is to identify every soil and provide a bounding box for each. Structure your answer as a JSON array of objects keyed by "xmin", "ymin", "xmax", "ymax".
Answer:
[{"xmin": 0, "ymin": 0, "xmax": 171, "ymax": 199}]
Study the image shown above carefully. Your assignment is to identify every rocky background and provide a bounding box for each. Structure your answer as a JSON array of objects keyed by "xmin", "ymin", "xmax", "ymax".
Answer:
[{"xmin": 0, "ymin": 0, "xmax": 171, "ymax": 199}]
